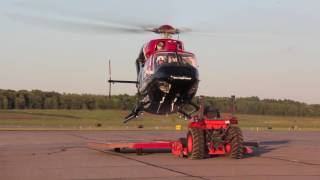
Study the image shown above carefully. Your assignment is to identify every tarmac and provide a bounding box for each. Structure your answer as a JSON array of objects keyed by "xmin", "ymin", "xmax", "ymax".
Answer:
[{"xmin": 1, "ymin": 130, "xmax": 320, "ymax": 180}]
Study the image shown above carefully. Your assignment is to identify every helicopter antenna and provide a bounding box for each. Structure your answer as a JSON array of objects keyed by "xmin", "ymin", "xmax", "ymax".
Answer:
[
  {"xmin": 107, "ymin": 60, "xmax": 138, "ymax": 99},
  {"xmin": 108, "ymin": 60, "xmax": 112, "ymax": 98},
  {"xmin": 230, "ymin": 95, "xmax": 236, "ymax": 115}
]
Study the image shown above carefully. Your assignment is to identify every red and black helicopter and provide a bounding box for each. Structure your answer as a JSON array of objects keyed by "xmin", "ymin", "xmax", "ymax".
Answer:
[
  {"xmin": 8, "ymin": 10, "xmax": 204, "ymax": 122},
  {"xmin": 109, "ymin": 25, "xmax": 200, "ymax": 123}
]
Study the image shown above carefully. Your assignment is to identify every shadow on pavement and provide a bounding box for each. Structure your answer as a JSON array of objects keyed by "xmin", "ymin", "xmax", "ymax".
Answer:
[
  {"xmin": 245, "ymin": 140, "xmax": 291, "ymax": 158},
  {"xmin": 114, "ymin": 148, "xmax": 171, "ymax": 155}
]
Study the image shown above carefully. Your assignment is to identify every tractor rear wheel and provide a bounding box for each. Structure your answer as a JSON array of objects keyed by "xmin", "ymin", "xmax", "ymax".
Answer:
[
  {"xmin": 187, "ymin": 128, "xmax": 205, "ymax": 159},
  {"xmin": 225, "ymin": 126, "xmax": 244, "ymax": 159}
]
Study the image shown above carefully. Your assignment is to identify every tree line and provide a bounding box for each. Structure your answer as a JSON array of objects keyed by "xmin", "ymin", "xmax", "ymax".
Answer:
[
  {"xmin": 201, "ymin": 96, "xmax": 320, "ymax": 117},
  {"xmin": 0, "ymin": 89, "xmax": 319, "ymax": 117},
  {"xmin": 0, "ymin": 89, "xmax": 136, "ymax": 110}
]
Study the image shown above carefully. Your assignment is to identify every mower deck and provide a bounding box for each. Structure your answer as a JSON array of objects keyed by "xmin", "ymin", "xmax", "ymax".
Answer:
[{"xmin": 88, "ymin": 140, "xmax": 172, "ymax": 154}]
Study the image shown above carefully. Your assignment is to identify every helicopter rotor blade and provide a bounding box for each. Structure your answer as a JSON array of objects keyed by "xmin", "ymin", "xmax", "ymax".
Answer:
[
  {"xmin": 4, "ymin": 1, "xmax": 278, "ymax": 39},
  {"xmin": 7, "ymin": 12, "xmax": 273, "ymax": 39},
  {"xmin": 5, "ymin": 4, "xmax": 234, "ymax": 37},
  {"xmin": 8, "ymin": 0, "xmax": 159, "ymax": 34},
  {"xmin": 177, "ymin": 27, "xmax": 192, "ymax": 33},
  {"xmin": 5, "ymin": 12, "xmax": 154, "ymax": 35},
  {"xmin": 7, "ymin": 12, "xmax": 265, "ymax": 38}
]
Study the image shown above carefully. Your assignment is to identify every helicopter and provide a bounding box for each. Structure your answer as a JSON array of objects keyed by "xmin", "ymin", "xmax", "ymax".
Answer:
[
  {"xmin": 7, "ymin": 10, "xmax": 204, "ymax": 122},
  {"xmin": 109, "ymin": 25, "xmax": 200, "ymax": 123}
]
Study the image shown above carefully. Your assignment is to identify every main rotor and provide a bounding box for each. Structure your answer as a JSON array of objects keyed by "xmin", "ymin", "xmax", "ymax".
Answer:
[{"xmin": 151, "ymin": 25, "xmax": 180, "ymax": 38}]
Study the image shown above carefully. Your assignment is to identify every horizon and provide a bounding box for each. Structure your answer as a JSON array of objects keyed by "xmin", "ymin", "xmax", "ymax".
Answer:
[
  {"xmin": 0, "ymin": 0, "xmax": 319, "ymax": 104},
  {"xmin": 1, "ymin": 88, "xmax": 318, "ymax": 105}
]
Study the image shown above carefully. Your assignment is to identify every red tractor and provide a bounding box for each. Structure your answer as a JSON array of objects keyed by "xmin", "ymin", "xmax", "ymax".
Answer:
[
  {"xmin": 88, "ymin": 96, "xmax": 256, "ymax": 159},
  {"xmin": 172, "ymin": 96, "xmax": 248, "ymax": 159}
]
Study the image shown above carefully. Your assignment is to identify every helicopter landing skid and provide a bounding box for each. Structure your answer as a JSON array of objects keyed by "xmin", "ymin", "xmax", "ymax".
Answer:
[
  {"xmin": 156, "ymin": 94, "xmax": 167, "ymax": 114},
  {"xmin": 124, "ymin": 105, "xmax": 142, "ymax": 123},
  {"xmin": 123, "ymin": 100, "xmax": 152, "ymax": 123}
]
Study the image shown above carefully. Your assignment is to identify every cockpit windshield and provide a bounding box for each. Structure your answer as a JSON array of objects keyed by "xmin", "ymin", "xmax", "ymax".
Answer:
[
  {"xmin": 143, "ymin": 52, "xmax": 198, "ymax": 77},
  {"xmin": 153, "ymin": 52, "xmax": 197, "ymax": 68}
]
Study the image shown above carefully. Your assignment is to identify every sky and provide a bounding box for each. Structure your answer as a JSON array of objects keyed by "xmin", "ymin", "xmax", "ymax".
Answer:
[{"xmin": 0, "ymin": 0, "xmax": 319, "ymax": 104}]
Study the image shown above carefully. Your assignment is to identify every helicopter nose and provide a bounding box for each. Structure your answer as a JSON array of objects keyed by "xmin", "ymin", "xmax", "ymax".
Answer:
[{"xmin": 154, "ymin": 64, "xmax": 199, "ymax": 82}]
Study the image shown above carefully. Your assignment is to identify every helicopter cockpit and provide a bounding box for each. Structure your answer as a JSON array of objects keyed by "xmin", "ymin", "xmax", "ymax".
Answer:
[{"xmin": 143, "ymin": 52, "xmax": 198, "ymax": 76}]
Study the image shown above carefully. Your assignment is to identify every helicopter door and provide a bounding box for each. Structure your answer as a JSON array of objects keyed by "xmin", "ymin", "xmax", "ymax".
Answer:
[
  {"xmin": 139, "ymin": 58, "xmax": 154, "ymax": 83},
  {"xmin": 145, "ymin": 58, "xmax": 155, "ymax": 78}
]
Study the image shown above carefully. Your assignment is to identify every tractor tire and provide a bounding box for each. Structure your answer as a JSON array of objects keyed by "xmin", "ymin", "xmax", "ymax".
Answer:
[
  {"xmin": 187, "ymin": 128, "xmax": 205, "ymax": 159},
  {"xmin": 225, "ymin": 126, "xmax": 244, "ymax": 159}
]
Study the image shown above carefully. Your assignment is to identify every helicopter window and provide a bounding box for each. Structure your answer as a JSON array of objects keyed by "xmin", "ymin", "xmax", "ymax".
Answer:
[
  {"xmin": 155, "ymin": 41, "xmax": 165, "ymax": 51},
  {"xmin": 167, "ymin": 55, "xmax": 178, "ymax": 63},
  {"xmin": 153, "ymin": 52, "xmax": 197, "ymax": 68},
  {"xmin": 177, "ymin": 42, "xmax": 183, "ymax": 50},
  {"xmin": 143, "ymin": 59, "xmax": 154, "ymax": 77},
  {"xmin": 156, "ymin": 55, "xmax": 166, "ymax": 65},
  {"xmin": 180, "ymin": 54, "xmax": 197, "ymax": 67}
]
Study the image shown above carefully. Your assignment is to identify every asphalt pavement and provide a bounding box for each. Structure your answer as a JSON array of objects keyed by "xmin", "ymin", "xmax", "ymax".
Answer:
[{"xmin": 1, "ymin": 130, "xmax": 320, "ymax": 180}]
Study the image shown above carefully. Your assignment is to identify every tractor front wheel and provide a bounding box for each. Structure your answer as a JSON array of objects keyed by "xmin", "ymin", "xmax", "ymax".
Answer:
[{"xmin": 187, "ymin": 128, "xmax": 205, "ymax": 159}]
